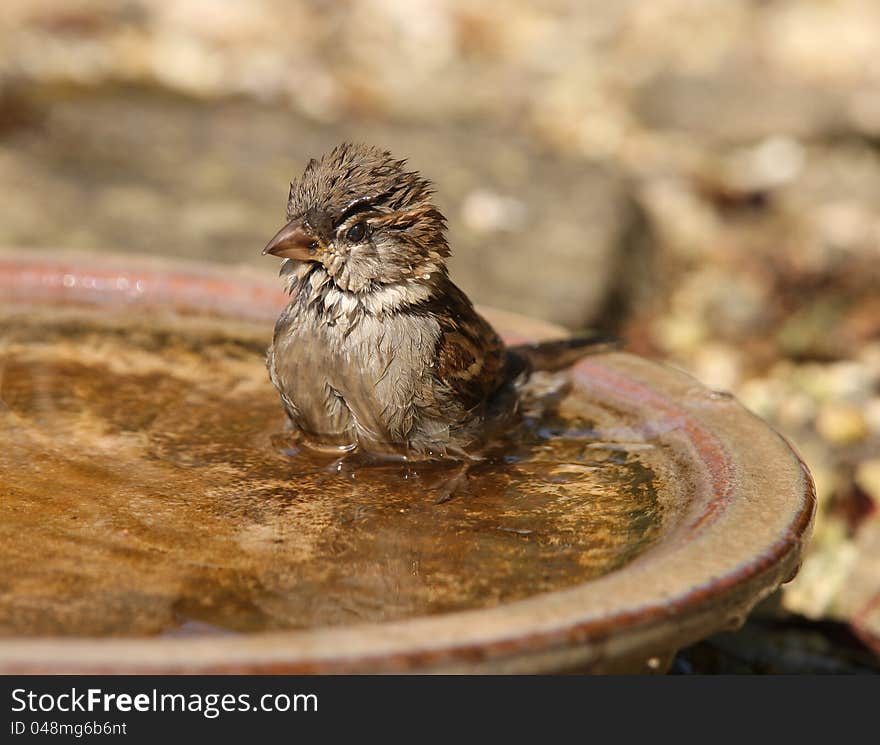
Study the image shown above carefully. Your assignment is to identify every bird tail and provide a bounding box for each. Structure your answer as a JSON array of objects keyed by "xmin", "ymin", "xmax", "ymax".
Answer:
[{"xmin": 508, "ymin": 333, "xmax": 621, "ymax": 375}]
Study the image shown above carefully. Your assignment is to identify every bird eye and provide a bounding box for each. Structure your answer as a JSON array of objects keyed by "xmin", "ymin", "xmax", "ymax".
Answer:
[{"xmin": 346, "ymin": 222, "xmax": 368, "ymax": 243}]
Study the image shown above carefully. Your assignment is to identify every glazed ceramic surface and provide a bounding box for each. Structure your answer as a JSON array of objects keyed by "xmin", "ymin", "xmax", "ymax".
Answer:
[{"xmin": 0, "ymin": 252, "xmax": 814, "ymax": 673}]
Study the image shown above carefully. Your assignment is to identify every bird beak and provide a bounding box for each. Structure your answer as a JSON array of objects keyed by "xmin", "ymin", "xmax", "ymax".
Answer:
[{"xmin": 261, "ymin": 218, "xmax": 322, "ymax": 261}]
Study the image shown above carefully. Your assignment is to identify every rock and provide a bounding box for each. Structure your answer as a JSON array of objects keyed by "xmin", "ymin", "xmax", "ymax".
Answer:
[
  {"xmin": 702, "ymin": 136, "xmax": 805, "ymax": 197},
  {"xmin": 446, "ymin": 156, "xmax": 633, "ymax": 328},
  {"xmin": 460, "ymin": 189, "xmax": 527, "ymax": 235},
  {"xmin": 782, "ymin": 521, "xmax": 858, "ymax": 620},
  {"xmin": 691, "ymin": 343, "xmax": 742, "ymax": 392},
  {"xmin": 815, "ymin": 403, "xmax": 868, "ymax": 446},
  {"xmin": 635, "ymin": 70, "xmax": 850, "ymax": 143}
]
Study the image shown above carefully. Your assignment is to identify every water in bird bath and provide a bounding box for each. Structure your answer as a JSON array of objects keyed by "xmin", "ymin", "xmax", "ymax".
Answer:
[{"xmin": 0, "ymin": 304, "xmax": 667, "ymax": 637}]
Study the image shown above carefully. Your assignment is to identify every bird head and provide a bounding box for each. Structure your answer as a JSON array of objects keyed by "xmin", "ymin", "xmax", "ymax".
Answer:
[{"xmin": 263, "ymin": 143, "xmax": 449, "ymax": 294}]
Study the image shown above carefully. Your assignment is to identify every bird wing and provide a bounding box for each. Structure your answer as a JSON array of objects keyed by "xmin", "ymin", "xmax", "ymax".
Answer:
[{"xmin": 433, "ymin": 284, "xmax": 507, "ymax": 411}]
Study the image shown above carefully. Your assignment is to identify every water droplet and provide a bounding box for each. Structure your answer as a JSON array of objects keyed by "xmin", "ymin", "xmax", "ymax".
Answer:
[{"xmin": 708, "ymin": 390, "xmax": 735, "ymax": 401}]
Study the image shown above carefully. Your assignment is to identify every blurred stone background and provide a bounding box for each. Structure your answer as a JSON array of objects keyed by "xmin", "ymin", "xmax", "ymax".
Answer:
[{"xmin": 1, "ymin": 0, "xmax": 878, "ymax": 672}]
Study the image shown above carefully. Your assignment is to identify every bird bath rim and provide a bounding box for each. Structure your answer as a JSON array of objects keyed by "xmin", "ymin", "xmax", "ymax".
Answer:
[{"xmin": 0, "ymin": 251, "xmax": 815, "ymax": 673}]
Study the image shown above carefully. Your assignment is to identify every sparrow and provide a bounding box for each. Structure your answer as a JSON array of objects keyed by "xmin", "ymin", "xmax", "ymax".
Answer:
[{"xmin": 262, "ymin": 143, "xmax": 615, "ymax": 460}]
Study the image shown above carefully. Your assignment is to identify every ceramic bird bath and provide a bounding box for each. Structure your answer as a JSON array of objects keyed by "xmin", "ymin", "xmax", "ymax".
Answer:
[{"xmin": 0, "ymin": 252, "xmax": 814, "ymax": 673}]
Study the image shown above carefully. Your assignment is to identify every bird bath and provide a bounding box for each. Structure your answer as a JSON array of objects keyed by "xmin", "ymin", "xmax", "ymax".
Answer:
[{"xmin": 0, "ymin": 252, "xmax": 814, "ymax": 673}]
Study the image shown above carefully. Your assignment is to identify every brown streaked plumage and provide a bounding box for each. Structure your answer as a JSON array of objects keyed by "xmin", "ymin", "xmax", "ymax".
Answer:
[{"xmin": 263, "ymin": 143, "xmax": 615, "ymax": 458}]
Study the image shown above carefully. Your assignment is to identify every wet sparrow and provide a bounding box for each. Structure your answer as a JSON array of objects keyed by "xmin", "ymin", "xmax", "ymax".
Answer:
[{"xmin": 263, "ymin": 143, "xmax": 614, "ymax": 459}]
